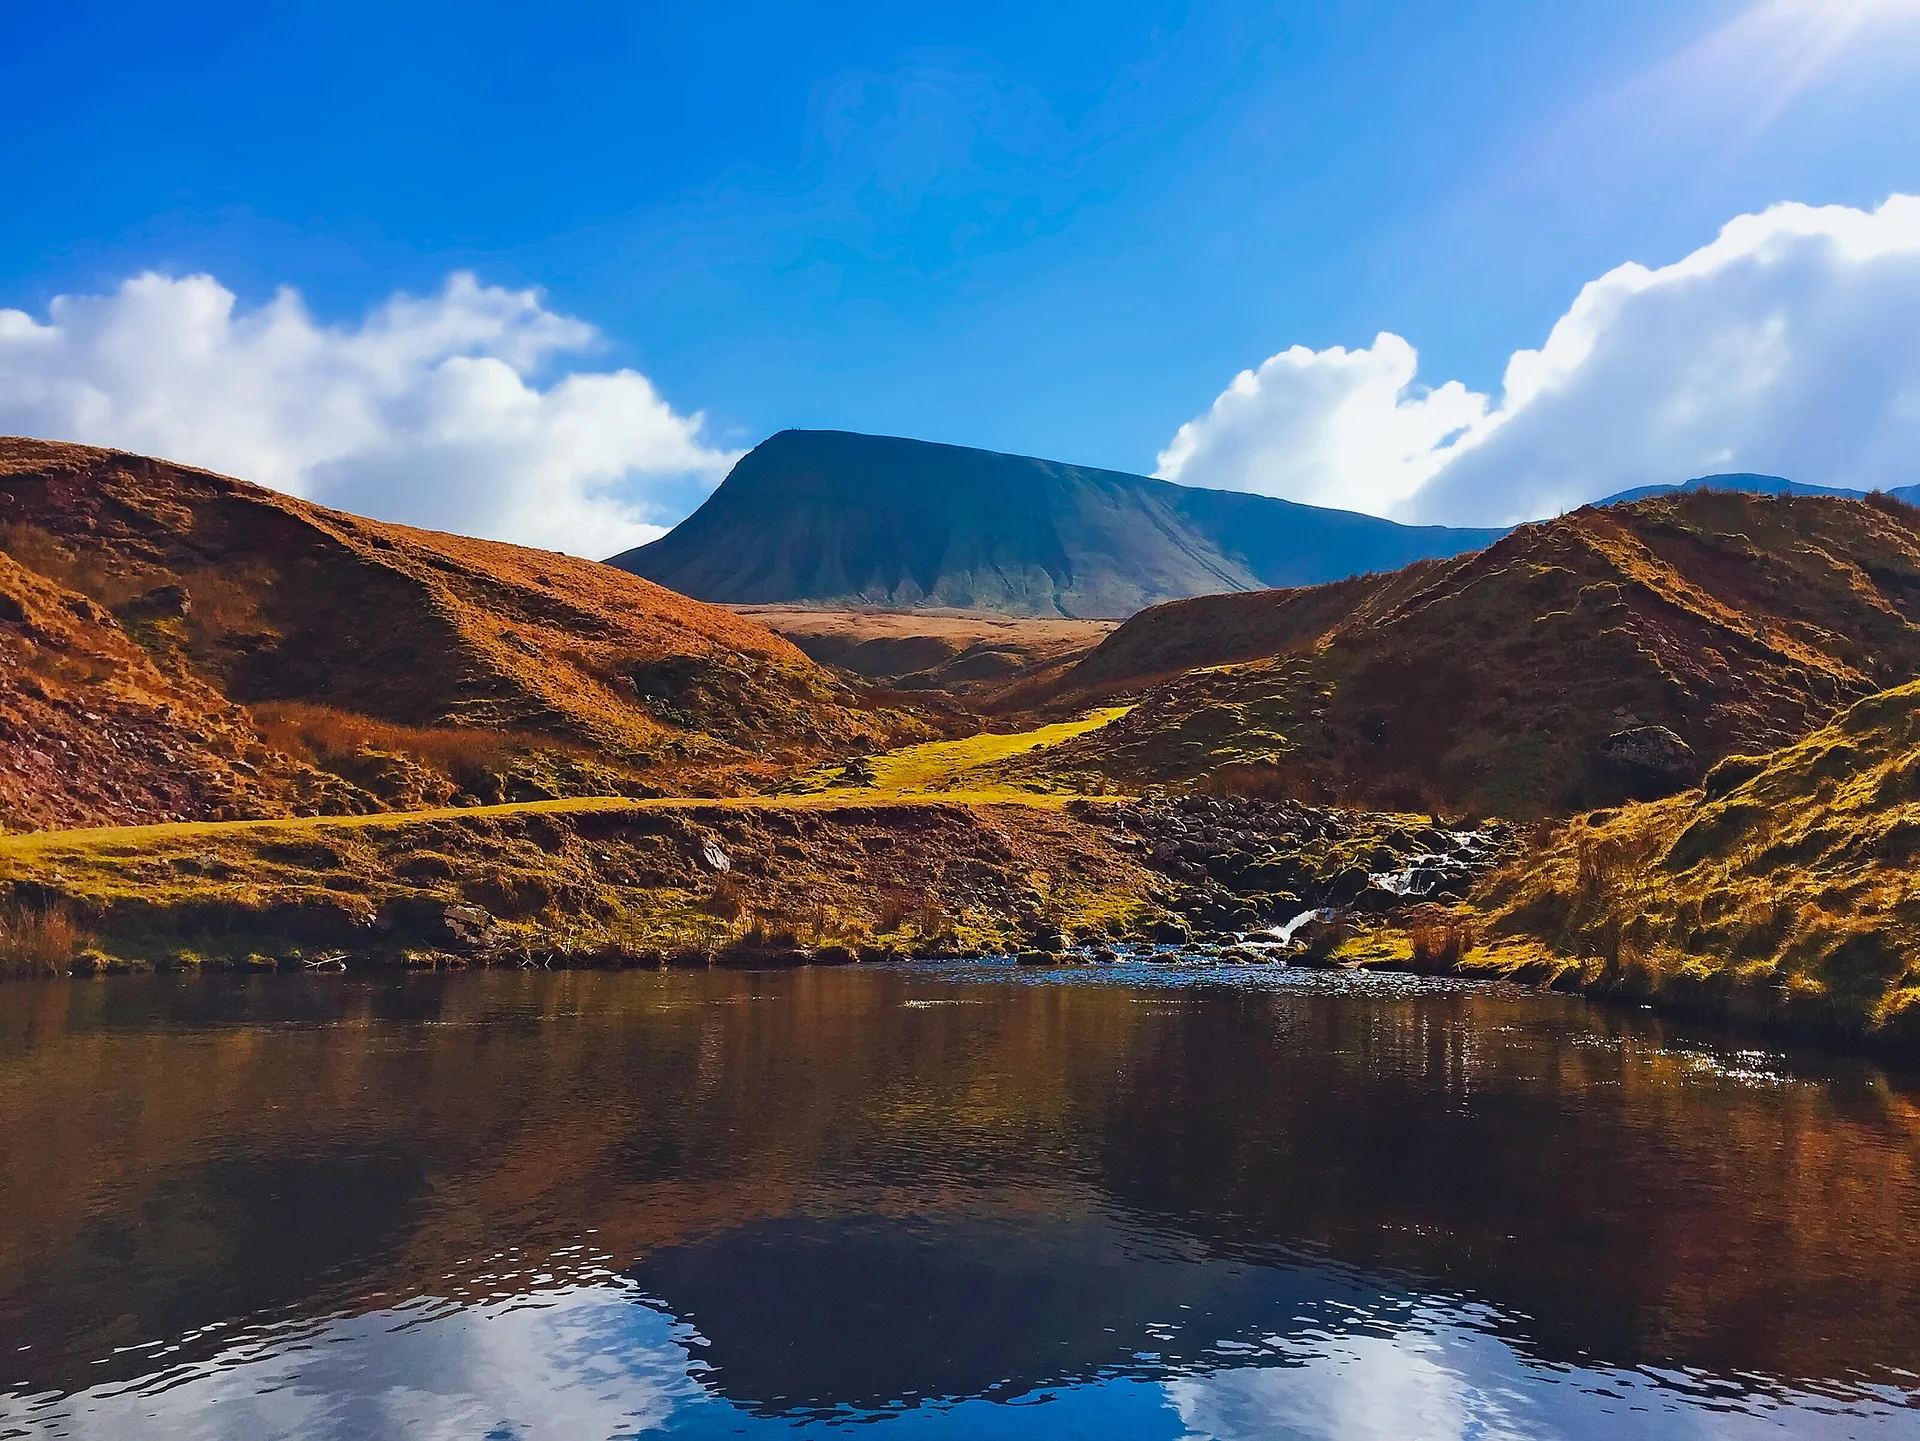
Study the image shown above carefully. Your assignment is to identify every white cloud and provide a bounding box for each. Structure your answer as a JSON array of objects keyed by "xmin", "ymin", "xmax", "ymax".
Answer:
[
  {"xmin": 1159, "ymin": 195, "xmax": 1920, "ymax": 525},
  {"xmin": 0, "ymin": 271, "xmax": 739, "ymax": 555},
  {"xmin": 1154, "ymin": 333, "xmax": 1489, "ymax": 516}
]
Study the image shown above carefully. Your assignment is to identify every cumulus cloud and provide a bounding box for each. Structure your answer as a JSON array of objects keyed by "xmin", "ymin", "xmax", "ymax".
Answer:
[
  {"xmin": 0, "ymin": 272, "xmax": 738, "ymax": 554},
  {"xmin": 1154, "ymin": 333, "xmax": 1489, "ymax": 516},
  {"xmin": 1159, "ymin": 195, "xmax": 1920, "ymax": 525}
]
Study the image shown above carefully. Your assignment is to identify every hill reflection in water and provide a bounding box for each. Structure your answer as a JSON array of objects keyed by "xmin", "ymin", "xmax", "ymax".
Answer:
[{"xmin": 0, "ymin": 964, "xmax": 1916, "ymax": 1438}]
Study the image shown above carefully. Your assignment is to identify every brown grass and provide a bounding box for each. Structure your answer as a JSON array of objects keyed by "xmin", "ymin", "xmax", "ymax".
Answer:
[
  {"xmin": 1028, "ymin": 491, "xmax": 1920, "ymax": 818},
  {"xmin": 1463, "ymin": 678, "xmax": 1920, "ymax": 1048},
  {"xmin": 1408, "ymin": 916, "xmax": 1472, "ymax": 971},
  {"xmin": 250, "ymin": 701, "xmax": 528, "ymax": 776},
  {"xmin": 0, "ymin": 903, "xmax": 82, "ymax": 976}
]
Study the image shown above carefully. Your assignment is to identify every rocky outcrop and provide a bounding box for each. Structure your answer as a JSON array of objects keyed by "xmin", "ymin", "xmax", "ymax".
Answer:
[{"xmin": 1075, "ymin": 794, "xmax": 1510, "ymax": 940}]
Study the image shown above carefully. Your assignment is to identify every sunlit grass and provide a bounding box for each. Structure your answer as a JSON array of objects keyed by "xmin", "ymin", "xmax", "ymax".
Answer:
[
  {"xmin": 0, "ymin": 709, "xmax": 1135, "ymax": 862},
  {"xmin": 820, "ymin": 706, "xmax": 1133, "ymax": 797}
]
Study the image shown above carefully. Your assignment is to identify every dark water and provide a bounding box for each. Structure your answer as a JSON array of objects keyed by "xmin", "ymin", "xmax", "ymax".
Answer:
[{"xmin": 1, "ymin": 965, "xmax": 1918, "ymax": 1439}]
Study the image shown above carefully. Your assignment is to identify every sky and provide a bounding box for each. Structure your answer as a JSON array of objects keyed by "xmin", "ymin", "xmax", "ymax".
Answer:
[{"xmin": 3, "ymin": 0, "xmax": 1920, "ymax": 551}]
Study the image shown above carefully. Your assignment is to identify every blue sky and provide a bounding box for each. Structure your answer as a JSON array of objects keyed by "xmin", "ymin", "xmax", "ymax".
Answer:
[{"xmin": 4, "ymin": 1, "xmax": 1920, "ymax": 547}]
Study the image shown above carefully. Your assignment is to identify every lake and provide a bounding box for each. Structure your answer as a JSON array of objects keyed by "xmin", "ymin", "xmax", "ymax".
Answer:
[{"xmin": 0, "ymin": 963, "xmax": 1917, "ymax": 1439}]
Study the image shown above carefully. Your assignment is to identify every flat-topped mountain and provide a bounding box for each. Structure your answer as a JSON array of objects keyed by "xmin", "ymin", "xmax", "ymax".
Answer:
[{"xmin": 607, "ymin": 429, "xmax": 1504, "ymax": 620}]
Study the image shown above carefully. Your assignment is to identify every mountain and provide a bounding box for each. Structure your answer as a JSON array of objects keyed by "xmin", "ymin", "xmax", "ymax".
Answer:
[
  {"xmin": 1012, "ymin": 490, "xmax": 1920, "ymax": 817},
  {"xmin": 607, "ymin": 429, "xmax": 1505, "ymax": 620},
  {"xmin": 1598, "ymin": 472, "xmax": 1920, "ymax": 506},
  {"xmin": 0, "ymin": 438, "xmax": 916, "ymax": 832}
]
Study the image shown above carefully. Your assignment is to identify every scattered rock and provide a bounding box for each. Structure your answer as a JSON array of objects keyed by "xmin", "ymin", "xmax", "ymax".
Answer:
[{"xmin": 699, "ymin": 839, "xmax": 732, "ymax": 873}]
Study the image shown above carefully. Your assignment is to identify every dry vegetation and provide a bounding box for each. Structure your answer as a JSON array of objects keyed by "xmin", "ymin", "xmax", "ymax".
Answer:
[
  {"xmin": 0, "ymin": 793, "xmax": 1167, "ymax": 969},
  {"xmin": 1018, "ymin": 491, "xmax": 1920, "ymax": 818},
  {"xmin": 1443, "ymin": 679, "xmax": 1920, "ymax": 1050},
  {"xmin": 12, "ymin": 440, "xmax": 1920, "ymax": 1058},
  {"xmin": 0, "ymin": 902, "xmax": 83, "ymax": 977},
  {"xmin": 0, "ymin": 438, "xmax": 931, "ymax": 832},
  {"xmin": 734, "ymin": 605, "xmax": 1113, "ymax": 696}
]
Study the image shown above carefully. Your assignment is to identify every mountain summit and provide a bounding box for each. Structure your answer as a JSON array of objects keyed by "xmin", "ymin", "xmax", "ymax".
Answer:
[{"xmin": 607, "ymin": 430, "xmax": 1503, "ymax": 619}]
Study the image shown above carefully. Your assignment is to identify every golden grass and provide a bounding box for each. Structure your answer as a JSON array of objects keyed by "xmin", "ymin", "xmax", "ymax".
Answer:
[
  {"xmin": 1464, "ymin": 679, "xmax": 1920, "ymax": 1047},
  {"xmin": 0, "ymin": 707, "xmax": 1133, "ymax": 866},
  {"xmin": 0, "ymin": 902, "xmax": 83, "ymax": 976},
  {"xmin": 250, "ymin": 702, "xmax": 531, "ymax": 776},
  {"xmin": 823, "ymin": 706, "xmax": 1132, "ymax": 796}
]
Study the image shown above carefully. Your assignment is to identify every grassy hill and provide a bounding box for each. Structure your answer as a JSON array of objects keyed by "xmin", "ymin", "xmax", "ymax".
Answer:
[
  {"xmin": 609, "ymin": 429, "xmax": 1502, "ymax": 620},
  {"xmin": 1459, "ymin": 679, "xmax": 1920, "ymax": 1050},
  {"xmin": 1013, "ymin": 491, "xmax": 1920, "ymax": 817},
  {"xmin": 0, "ymin": 438, "xmax": 923, "ymax": 831}
]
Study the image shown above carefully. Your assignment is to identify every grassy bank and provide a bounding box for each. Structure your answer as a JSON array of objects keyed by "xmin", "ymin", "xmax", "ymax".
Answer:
[
  {"xmin": 0, "ymin": 796, "xmax": 1170, "ymax": 974},
  {"xmin": 0, "ymin": 708, "xmax": 1164, "ymax": 974},
  {"xmin": 1385, "ymin": 681, "xmax": 1920, "ymax": 1055}
]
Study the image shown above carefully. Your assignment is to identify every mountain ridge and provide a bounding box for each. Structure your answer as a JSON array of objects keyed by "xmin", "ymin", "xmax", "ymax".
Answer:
[
  {"xmin": 1597, "ymin": 472, "xmax": 1920, "ymax": 506},
  {"xmin": 608, "ymin": 429, "xmax": 1505, "ymax": 619}
]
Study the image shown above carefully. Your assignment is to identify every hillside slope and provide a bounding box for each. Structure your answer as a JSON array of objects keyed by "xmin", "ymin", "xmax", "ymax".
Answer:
[
  {"xmin": 1018, "ymin": 492, "xmax": 1920, "ymax": 817},
  {"xmin": 0, "ymin": 439, "xmax": 915, "ymax": 831},
  {"xmin": 609, "ymin": 429, "xmax": 1503, "ymax": 619},
  {"xmin": 734, "ymin": 606, "xmax": 1114, "ymax": 695},
  {"xmin": 1463, "ymin": 680, "xmax": 1920, "ymax": 1049}
]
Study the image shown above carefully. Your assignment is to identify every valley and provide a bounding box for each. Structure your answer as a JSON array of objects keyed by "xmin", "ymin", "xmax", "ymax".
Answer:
[{"xmin": 6, "ymin": 438, "xmax": 1920, "ymax": 1055}]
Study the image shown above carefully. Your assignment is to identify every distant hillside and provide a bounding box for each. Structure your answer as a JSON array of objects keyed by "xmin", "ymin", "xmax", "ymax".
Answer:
[
  {"xmin": 733, "ymin": 606, "xmax": 1113, "ymax": 696},
  {"xmin": 0, "ymin": 439, "xmax": 915, "ymax": 831},
  {"xmin": 1015, "ymin": 491, "xmax": 1920, "ymax": 817},
  {"xmin": 1598, "ymin": 472, "xmax": 1920, "ymax": 506},
  {"xmin": 608, "ymin": 430, "xmax": 1503, "ymax": 620}
]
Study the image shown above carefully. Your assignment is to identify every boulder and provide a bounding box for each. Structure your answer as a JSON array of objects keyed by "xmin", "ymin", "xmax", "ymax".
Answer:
[
  {"xmin": 383, "ymin": 898, "xmax": 504, "ymax": 954},
  {"xmin": 124, "ymin": 584, "xmax": 191, "ymax": 618},
  {"xmin": 1147, "ymin": 916, "xmax": 1193, "ymax": 945},
  {"xmin": 1596, "ymin": 725, "xmax": 1702, "ymax": 799}
]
